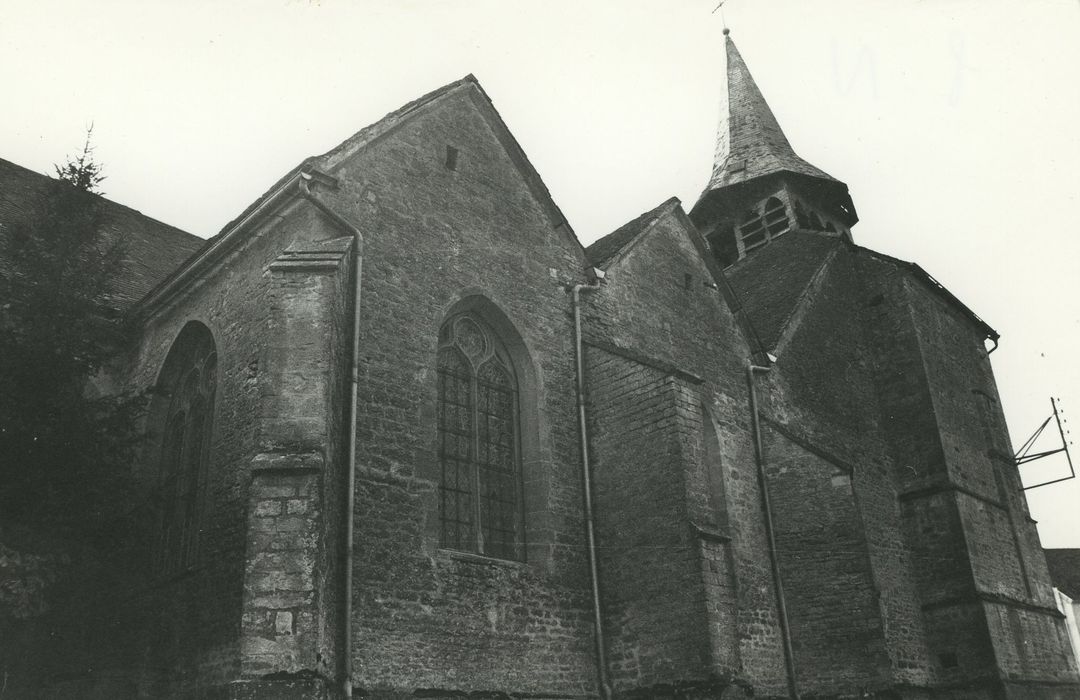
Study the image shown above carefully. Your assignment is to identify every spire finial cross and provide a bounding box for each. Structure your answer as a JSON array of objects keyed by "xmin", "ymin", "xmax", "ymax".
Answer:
[{"xmin": 712, "ymin": 1, "xmax": 731, "ymax": 35}]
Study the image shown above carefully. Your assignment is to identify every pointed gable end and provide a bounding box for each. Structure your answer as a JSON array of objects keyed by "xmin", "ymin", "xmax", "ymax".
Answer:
[
  {"xmin": 134, "ymin": 75, "xmax": 588, "ymax": 317},
  {"xmin": 319, "ymin": 76, "xmax": 581, "ymax": 250},
  {"xmin": 585, "ymin": 197, "xmax": 681, "ymax": 270},
  {"xmin": 588, "ymin": 198, "xmax": 766, "ymax": 362}
]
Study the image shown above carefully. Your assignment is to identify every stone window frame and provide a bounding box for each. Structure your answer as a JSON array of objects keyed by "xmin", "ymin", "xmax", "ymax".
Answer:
[
  {"xmin": 427, "ymin": 295, "xmax": 542, "ymax": 565},
  {"xmin": 149, "ymin": 321, "xmax": 218, "ymax": 576}
]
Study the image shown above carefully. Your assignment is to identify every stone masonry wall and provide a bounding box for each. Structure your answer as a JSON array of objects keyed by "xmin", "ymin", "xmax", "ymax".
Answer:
[
  {"xmin": 112, "ymin": 199, "xmax": 351, "ymax": 698},
  {"xmin": 581, "ymin": 207, "xmax": 785, "ymax": 696},
  {"xmin": 241, "ymin": 464, "xmax": 324, "ymax": 676},
  {"xmin": 762, "ymin": 425, "xmax": 891, "ymax": 695},
  {"xmin": 235, "ymin": 232, "xmax": 353, "ymax": 694},
  {"xmin": 904, "ymin": 272, "xmax": 1079, "ymax": 691},
  {"xmin": 863, "ymin": 252, "xmax": 1080, "ymax": 696},
  {"xmin": 585, "ymin": 347, "xmax": 718, "ymax": 691},
  {"xmin": 757, "ymin": 246, "xmax": 938, "ymax": 692},
  {"xmin": 313, "ymin": 84, "xmax": 599, "ymax": 696}
]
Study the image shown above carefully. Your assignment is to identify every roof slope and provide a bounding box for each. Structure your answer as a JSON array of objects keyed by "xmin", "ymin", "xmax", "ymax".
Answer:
[
  {"xmin": 725, "ymin": 231, "xmax": 841, "ymax": 349},
  {"xmin": 585, "ymin": 197, "xmax": 679, "ymax": 268},
  {"xmin": 0, "ymin": 157, "xmax": 203, "ymax": 309},
  {"xmin": 726, "ymin": 230, "xmax": 999, "ymax": 350},
  {"xmin": 1045, "ymin": 549, "xmax": 1080, "ymax": 600},
  {"xmin": 706, "ymin": 32, "xmax": 838, "ymax": 192}
]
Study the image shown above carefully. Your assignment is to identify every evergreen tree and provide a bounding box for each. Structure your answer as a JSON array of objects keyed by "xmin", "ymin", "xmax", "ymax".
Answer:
[{"xmin": 0, "ymin": 131, "xmax": 141, "ymax": 537}]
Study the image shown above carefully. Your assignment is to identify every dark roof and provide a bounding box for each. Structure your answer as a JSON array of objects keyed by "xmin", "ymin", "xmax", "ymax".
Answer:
[
  {"xmin": 0, "ymin": 156, "xmax": 203, "ymax": 309},
  {"xmin": 725, "ymin": 231, "xmax": 841, "ymax": 349},
  {"xmin": 585, "ymin": 197, "xmax": 680, "ymax": 268},
  {"xmin": 1045, "ymin": 549, "xmax": 1080, "ymax": 600},
  {"xmin": 705, "ymin": 34, "xmax": 840, "ymax": 193},
  {"xmin": 725, "ymin": 230, "xmax": 999, "ymax": 350}
]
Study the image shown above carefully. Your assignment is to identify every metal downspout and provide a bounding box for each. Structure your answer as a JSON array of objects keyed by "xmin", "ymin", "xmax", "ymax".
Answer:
[
  {"xmin": 299, "ymin": 174, "xmax": 363, "ymax": 698},
  {"xmin": 747, "ymin": 363, "xmax": 799, "ymax": 700},
  {"xmin": 571, "ymin": 281, "xmax": 612, "ymax": 700}
]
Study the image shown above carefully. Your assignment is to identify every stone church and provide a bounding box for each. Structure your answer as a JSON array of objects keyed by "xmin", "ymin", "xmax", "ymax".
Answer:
[{"xmin": 2, "ymin": 30, "xmax": 1078, "ymax": 700}]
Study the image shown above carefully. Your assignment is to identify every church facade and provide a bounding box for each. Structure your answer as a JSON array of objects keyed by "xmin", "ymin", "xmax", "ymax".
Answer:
[{"xmin": 4, "ymin": 32, "xmax": 1079, "ymax": 700}]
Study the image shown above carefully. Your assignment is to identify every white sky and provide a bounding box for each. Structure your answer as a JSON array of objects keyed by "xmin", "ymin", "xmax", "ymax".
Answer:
[{"xmin": 3, "ymin": 0, "xmax": 1079, "ymax": 546}]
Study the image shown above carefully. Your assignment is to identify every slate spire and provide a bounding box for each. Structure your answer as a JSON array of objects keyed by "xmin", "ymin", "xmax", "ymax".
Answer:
[
  {"xmin": 691, "ymin": 30, "xmax": 859, "ymax": 238},
  {"xmin": 709, "ymin": 29, "xmax": 837, "ymax": 190}
]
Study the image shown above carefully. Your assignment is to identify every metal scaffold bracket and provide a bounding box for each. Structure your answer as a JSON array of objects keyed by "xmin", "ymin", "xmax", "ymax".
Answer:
[{"xmin": 1016, "ymin": 397, "xmax": 1075, "ymax": 490}]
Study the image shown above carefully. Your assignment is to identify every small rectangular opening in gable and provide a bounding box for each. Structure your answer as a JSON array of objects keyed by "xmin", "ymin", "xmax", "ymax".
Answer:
[{"xmin": 445, "ymin": 145, "xmax": 459, "ymax": 171}]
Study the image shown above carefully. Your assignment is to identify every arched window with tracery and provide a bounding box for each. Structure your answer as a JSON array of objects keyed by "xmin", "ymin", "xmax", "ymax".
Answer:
[
  {"xmin": 437, "ymin": 312, "xmax": 523, "ymax": 561},
  {"xmin": 154, "ymin": 322, "xmax": 217, "ymax": 575}
]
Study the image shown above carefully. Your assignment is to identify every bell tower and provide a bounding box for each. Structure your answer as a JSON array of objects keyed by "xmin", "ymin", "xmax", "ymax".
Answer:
[{"xmin": 689, "ymin": 28, "xmax": 858, "ymax": 267}]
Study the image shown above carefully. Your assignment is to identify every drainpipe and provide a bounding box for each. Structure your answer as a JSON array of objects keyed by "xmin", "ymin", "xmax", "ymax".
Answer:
[
  {"xmin": 299, "ymin": 173, "xmax": 363, "ymax": 699},
  {"xmin": 571, "ymin": 277, "xmax": 612, "ymax": 700},
  {"xmin": 746, "ymin": 363, "xmax": 799, "ymax": 700}
]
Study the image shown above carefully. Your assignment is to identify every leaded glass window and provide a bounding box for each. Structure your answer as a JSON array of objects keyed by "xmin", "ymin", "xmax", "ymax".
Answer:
[
  {"xmin": 437, "ymin": 313, "xmax": 523, "ymax": 561},
  {"xmin": 156, "ymin": 324, "xmax": 216, "ymax": 575}
]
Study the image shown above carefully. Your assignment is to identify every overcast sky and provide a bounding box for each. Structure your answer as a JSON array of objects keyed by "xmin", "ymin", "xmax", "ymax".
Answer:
[{"xmin": 3, "ymin": 0, "xmax": 1078, "ymax": 546}]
